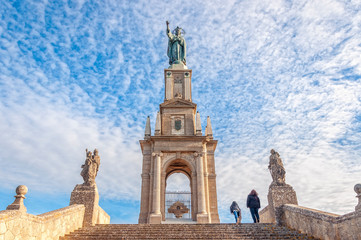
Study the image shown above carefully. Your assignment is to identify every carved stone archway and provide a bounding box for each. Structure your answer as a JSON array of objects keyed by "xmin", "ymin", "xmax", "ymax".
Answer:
[
  {"xmin": 162, "ymin": 158, "xmax": 194, "ymax": 221},
  {"xmin": 138, "ymin": 61, "xmax": 219, "ymax": 224}
]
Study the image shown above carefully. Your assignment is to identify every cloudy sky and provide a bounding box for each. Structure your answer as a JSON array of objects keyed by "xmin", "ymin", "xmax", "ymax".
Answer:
[{"xmin": 1, "ymin": 0, "xmax": 361, "ymax": 223}]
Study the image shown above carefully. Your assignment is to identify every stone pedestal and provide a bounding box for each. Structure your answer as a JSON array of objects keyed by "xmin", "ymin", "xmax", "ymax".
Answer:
[
  {"xmin": 70, "ymin": 184, "xmax": 99, "ymax": 227},
  {"xmin": 268, "ymin": 184, "xmax": 298, "ymax": 223},
  {"xmin": 149, "ymin": 214, "xmax": 162, "ymax": 224},
  {"xmin": 196, "ymin": 213, "xmax": 209, "ymax": 223}
]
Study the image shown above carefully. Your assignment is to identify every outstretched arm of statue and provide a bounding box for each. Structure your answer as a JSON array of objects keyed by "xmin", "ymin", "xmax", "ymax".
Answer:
[
  {"xmin": 166, "ymin": 20, "xmax": 173, "ymax": 39},
  {"xmin": 166, "ymin": 21, "xmax": 170, "ymax": 32}
]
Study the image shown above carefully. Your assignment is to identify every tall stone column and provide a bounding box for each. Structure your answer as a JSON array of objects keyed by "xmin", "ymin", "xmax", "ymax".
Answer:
[
  {"xmin": 202, "ymin": 143, "xmax": 211, "ymax": 222},
  {"xmin": 149, "ymin": 152, "xmax": 162, "ymax": 224},
  {"xmin": 195, "ymin": 152, "xmax": 208, "ymax": 223}
]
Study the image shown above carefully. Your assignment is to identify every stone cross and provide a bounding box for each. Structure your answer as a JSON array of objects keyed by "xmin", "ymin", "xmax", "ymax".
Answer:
[{"xmin": 168, "ymin": 201, "xmax": 189, "ymax": 218}]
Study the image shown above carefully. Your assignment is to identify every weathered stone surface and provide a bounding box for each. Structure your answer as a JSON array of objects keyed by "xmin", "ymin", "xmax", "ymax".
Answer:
[
  {"xmin": 168, "ymin": 201, "xmax": 189, "ymax": 218},
  {"xmin": 80, "ymin": 149, "xmax": 100, "ymax": 187},
  {"xmin": 267, "ymin": 185, "xmax": 298, "ymax": 223},
  {"xmin": 268, "ymin": 149, "xmax": 286, "ymax": 187},
  {"xmin": 61, "ymin": 223, "xmax": 316, "ymax": 239},
  {"xmin": 0, "ymin": 205, "xmax": 85, "ymax": 240},
  {"xmin": 279, "ymin": 204, "xmax": 361, "ymax": 240},
  {"xmin": 6, "ymin": 185, "xmax": 28, "ymax": 212},
  {"xmin": 69, "ymin": 184, "xmax": 100, "ymax": 227},
  {"xmin": 259, "ymin": 205, "xmax": 273, "ymax": 223}
]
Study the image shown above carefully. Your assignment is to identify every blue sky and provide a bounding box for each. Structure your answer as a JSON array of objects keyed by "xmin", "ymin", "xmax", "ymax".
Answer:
[{"xmin": 0, "ymin": 0, "xmax": 361, "ymax": 224}]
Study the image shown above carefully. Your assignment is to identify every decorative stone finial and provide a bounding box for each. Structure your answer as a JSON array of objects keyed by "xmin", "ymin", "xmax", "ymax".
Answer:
[
  {"xmin": 6, "ymin": 185, "xmax": 28, "ymax": 212},
  {"xmin": 206, "ymin": 116, "xmax": 213, "ymax": 137},
  {"xmin": 355, "ymin": 184, "xmax": 361, "ymax": 211},
  {"xmin": 155, "ymin": 111, "xmax": 161, "ymax": 135},
  {"xmin": 145, "ymin": 116, "xmax": 151, "ymax": 138},
  {"xmin": 268, "ymin": 149, "xmax": 286, "ymax": 187},
  {"xmin": 196, "ymin": 111, "xmax": 202, "ymax": 136},
  {"xmin": 81, "ymin": 149, "xmax": 101, "ymax": 187}
]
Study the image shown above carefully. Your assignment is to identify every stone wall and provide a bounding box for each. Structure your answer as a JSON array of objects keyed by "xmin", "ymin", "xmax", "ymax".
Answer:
[
  {"xmin": 0, "ymin": 204, "xmax": 85, "ymax": 240},
  {"xmin": 259, "ymin": 205, "xmax": 273, "ymax": 223},
  {"xmin": 96, "ymin": 206, "xmax": 110, "ymax": 225},
  {"xmin": 279, "ymin": 204, "xmax": 361, "ymax": 240}
]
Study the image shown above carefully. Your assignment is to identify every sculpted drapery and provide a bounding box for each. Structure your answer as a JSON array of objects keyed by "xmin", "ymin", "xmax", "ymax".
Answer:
[
  {"xmin": 166, "ymin": 21, "xmax": 186, "ymax": 65},
  {"xmin": 268, "ymin": 149, "xmax": 286, "ymax": 186},
  {"xmin": 81, "ymin": 149, "xmax": 100, "ymax": 186}
]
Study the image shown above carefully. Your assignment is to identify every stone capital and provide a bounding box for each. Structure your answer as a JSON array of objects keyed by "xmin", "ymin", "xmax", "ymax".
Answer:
[
  {"xmin": 152, "ymin": 152, "xmax": 163, "ymax": 157},
  {"xmin": 194, "ymin": 152, "xmax": 203, "ymax": 158}
]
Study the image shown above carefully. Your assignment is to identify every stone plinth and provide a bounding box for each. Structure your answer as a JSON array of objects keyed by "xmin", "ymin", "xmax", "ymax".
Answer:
[
  {"xmin": 196, "ymin": 213, "xmax": 209, "ymax": 223},
  {"xmin": 149, "ymin": 214, "xmax": 162, "ymax": 224},
  {"xmin": 70, "ymin": 184, "xmax": 99, "ymax": 227},
  {"xmin": 267, "ymin": 184, "xmax": 298, "ymax": 223}
]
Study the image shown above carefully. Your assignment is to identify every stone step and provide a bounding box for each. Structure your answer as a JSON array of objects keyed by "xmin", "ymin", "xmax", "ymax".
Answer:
[{"xmin": 61, "ymin": 223, "xmax": 317, "ymax": 240}]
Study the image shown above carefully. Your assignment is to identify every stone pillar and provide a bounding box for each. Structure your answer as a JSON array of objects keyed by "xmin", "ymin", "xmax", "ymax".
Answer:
[
  {"xmin": 70, "ymin": 184, "xmax": 99, "ymax": 227},
  {"xmin": 149, "ymin": 152, "xmax": 162, "ymax": 224},
  {"xmin": 191, "ymin": 172, "xmax": 197, "ymax": 221},
  {"xmin": 6, "ymin": 185, "xmax": 28, "ymax": 213},
  {"xmin": 195, "ymin": 152, "xmax": 208, "ymax": 223},
  {"xmin": 203, "ymin": 143, "xmax": 211, "ymax": 222},
  {"xmin": 355, "ymin": 184, "xmax": 361, "ymax": 211},
  {"xmin": 267, "ymin": 184, "xmax": 298, "ymax": 224}
]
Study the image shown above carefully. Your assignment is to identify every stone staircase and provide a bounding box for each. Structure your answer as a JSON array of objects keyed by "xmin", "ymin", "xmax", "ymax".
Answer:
[{"xmin": 60, "ymin": 223, "xmax": 317, "ymax": 239}]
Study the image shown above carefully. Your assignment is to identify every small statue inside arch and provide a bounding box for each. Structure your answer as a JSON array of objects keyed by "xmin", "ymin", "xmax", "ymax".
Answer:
[
  {"xmin": 81, "ymin": 148, "xmax": 101, "ymax": 187},
  {"xmin": 166, "ymin": 21, "xmax": 186, "ymax": 66},
  {"xmin": 268, "ymin": 149, "xmax": 286, "ymax": 186}
]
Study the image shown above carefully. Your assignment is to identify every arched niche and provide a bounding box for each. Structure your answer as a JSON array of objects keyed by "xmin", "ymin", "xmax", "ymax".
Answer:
[{"xmin": 161, "ymin": 158, "xmax": 197, "ymax": 221}]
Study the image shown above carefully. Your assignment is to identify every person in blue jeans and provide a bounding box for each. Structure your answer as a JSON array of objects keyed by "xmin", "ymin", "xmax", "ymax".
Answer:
[
  {"xmin": 229, "ymin": 201, "xmax": 241, "ymax": 224},
  {"xmin": 247, "ymin": 189, "xmax": 261, "ymax": 223}
]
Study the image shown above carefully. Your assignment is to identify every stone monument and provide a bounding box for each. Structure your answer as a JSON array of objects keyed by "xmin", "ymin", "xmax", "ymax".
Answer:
[
  {"xmin": 138, "ymin": 22, "xmax": 220, "ymax": 224},
  {"xmin": 267, "ymin": 149, "xmax": 298, "ymax": 223},
  {"xmin": 70, "ymin": 149, "xmax": 101, "ymax": 227}
]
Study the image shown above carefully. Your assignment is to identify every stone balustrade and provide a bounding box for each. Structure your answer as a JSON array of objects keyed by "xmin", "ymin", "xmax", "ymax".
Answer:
[
  {"xmin": 0, "ymin": 183, "xmax": 110, "ymax": 240},
  {"xmin": 0, "ymin": 204, "xmax": 85, "ymax": 240},
  {"xmin": 278, "ymin": 204, "xmax": 361, "ymax": 240}
]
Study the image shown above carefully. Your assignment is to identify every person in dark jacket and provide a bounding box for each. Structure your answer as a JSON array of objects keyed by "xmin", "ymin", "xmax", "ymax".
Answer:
[
  {"xmin": 229, "ymin": 201, "xmax": 241, "ymax": 224},
  {"xmin": 247, "ymin": 189, "xmax": 261, "ymax": 223}
]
